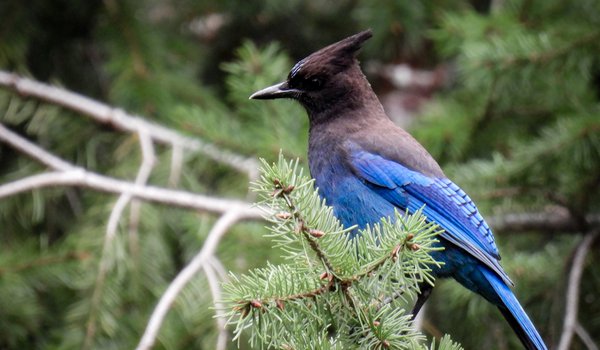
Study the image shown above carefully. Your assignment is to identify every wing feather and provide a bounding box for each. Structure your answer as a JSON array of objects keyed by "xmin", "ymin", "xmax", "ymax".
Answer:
[{"xmin": 349, "ymin": 148, "xmax": 513, "ymax": 286}]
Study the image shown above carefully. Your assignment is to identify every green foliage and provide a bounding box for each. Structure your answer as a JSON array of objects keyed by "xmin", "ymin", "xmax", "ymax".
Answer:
[
  {"xmin": 1, "ymin": 0, "xmax": 599, "ymax": 349},
  {"xmin": 223, "ymin": 155, "xmax": 457, "ymax": 349},
  {"xmin": 410, "ymin": 1, "xmax": 600, "ymax": 348},
  {"xmin": 173, "ymin": 41, "xmax": 308, "ymax": 161}
]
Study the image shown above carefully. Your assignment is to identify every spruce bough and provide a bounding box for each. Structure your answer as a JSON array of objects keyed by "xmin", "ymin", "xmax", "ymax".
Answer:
[{"xmin": 222, "ymin": 155, "xmax": 462, "ymax": 349}]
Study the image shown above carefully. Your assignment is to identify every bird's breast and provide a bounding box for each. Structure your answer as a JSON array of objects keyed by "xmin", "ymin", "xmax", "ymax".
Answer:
[{"xmin": 308, "ymin": 150, "xmax": 397, "ymax": 235}]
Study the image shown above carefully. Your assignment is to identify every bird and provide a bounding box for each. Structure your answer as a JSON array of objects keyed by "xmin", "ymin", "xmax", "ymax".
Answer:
[{"xmin": 250, "ymin": 29, "xmax": 547, "ymax": 350}]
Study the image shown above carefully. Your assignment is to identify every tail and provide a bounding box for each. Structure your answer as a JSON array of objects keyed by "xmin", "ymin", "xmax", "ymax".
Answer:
[{"xmin": 481, "ymin": 267, "xmax": 547, "ymax": 350}]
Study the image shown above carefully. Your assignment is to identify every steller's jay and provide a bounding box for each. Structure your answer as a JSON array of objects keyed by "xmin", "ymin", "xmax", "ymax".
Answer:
[{"xmin": 250, "ymin": 30, "xmax": 546, "ymax": 350}]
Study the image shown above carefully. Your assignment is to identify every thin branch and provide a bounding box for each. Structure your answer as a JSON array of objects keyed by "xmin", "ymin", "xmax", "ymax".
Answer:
[
  {"xmin": 0, "ymin": 171, "xmax": 78, "ymax": 197},
  {"xmin": 208, "ymin": 256, "xmax": 229, "ymax": 281},
  {"xmin": 202, "ymin": 262, "xmax": 228, "ymax": 350},
  {"xmin": 136, "ymin": 209, "xmax": 244, "ymax": 350},
  {"xmin": 0, "ymin": 124, "xmax": 264, "ymax": 219},
  {"xmin": 0, "ymin": 70, "xmax": 259, "ymax": 180},
  {"xmin": 557, "ymin": 230, "xmax": 599, "ymax": 350},
  {"xmin": 84, "ymin": 131, "xmax": 157, "ymax": 349},
  {"xmin": 0, "ymin": 123, "xmax": 72, "ymax": 171},
  {"xmin": 412, "ymin": 303, "xmax": 426, "ymax": 332},
  {"xmin": 575, "ymin": 321, "xmax": 599, "ymax": 350},
  {"xmin": 0, "ymin": 78, "xmax": 265, "ymax": 349},
  {"xmin": 168, "ymin": 143, "xmax": 184, "ymax": 187},
  {"xmin": 487, "ymin": 210, "xmax": 600, "ymax": 234},
  {"xmin": 376, "ymin": 288, "xmax": 406, "ymax": 312},
  {"xmin": 129, "ymin": 131, "xmax": 157, "ymax": 263}
]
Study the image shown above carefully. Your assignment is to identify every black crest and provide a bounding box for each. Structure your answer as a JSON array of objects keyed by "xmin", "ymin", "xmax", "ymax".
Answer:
[{"xmin": 289, "ymin": 29, "xmax": 373, "ymax": 79}]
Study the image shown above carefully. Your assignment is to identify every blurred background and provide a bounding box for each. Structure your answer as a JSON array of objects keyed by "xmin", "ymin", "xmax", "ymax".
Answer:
[{"xmin": 1, "ymin": 0, "xmax": 599, "ymax": 349}]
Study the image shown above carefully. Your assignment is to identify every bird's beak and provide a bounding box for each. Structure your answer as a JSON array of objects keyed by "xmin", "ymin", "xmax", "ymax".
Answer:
[{"xmin": 249, "ymin": 81, "xmax": 300, "ymax": 100}]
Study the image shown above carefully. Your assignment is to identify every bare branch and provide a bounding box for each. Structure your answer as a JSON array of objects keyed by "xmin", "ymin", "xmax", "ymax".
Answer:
[
  {"xmin": 136, "ymin": 209, "xmax": 244, "ymax": 350},
  {"xmin": 412, "ymin": 303, "xmax": 426, "ymax": 332},
  {"xmin": 557, "ymin": 230, "xmax": 599, "ymax": 350},
  {"xmin": 168, "ymin": 143, "xmax": 184, "ymax": 187},
  {"xmin": 487, "ymin": 209, "xmax": 600, "ymax": 234},
  {"xmin": 0, "ymin": 76, "xmax": 264, "ymax": 350},
  {"xmin": 0, "ymin": 122, "xmax": 72, "ymax": 171},
  {"xmin": 208, "ymin": 256, "xmax": 229, "ymax": 281},
  {"xmin": 0, "ymin": 70, "xmax": 259, "ymax": 180},
  {"xmin": 128, "ymin": 131, "xmax": 157, "ymax": 260},
  {"xmin": 84, "ymin": 131, "xmax": 158, "ymax": 349},
  {"xmin": 0, "ymin": 124, "xmax": 264, "ymax": 219},
  {"xmin": 203, "ymin": 262, "xmax": 228, "ymax": 350},
  {"xmin": 0, "ymin": 171, "xmax": 78, "ymax": 197},
  {"xmin": 575, "ymin": 321, "xmax": 599, "ymax": 350},
  {"xmin": 207, "ymin": 256, "xmax": 232, "ymax": 350}
]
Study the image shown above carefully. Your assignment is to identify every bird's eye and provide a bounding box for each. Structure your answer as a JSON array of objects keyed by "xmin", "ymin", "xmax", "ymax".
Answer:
[{"xmin": 305, "ymin": 77, "xmax": 323, "ymax": 90}]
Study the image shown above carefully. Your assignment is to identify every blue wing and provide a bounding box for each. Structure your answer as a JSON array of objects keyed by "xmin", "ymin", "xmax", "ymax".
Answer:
[{"xmin": 349, "ymin": 148, "xmax": 513, "ymax": 286}]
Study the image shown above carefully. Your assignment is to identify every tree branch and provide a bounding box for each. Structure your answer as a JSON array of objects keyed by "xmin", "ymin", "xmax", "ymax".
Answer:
[
  {"xmin": 575, "ymin": 321, "xmax": 599, "ymax": 350},
  {"xmin": 487, "ymin": 210, "xmax": 600, "ymax": 234},
  {"xmin": 203, "ymin": 262, "xmax": 228, "ymax": 350},
  {"xmin": 0, "ymin": 75, "xmax": 265, "ymax": 350},
  {"xmin": 0, "ymin": 70, "xmax": 259, "ymax": 181},
  {"xmin": 128, "ymin": 131, "xmax": 156, "ymax": 263},
  {"xmin": 136, "ymin": 209, "xmax": 244, "ymax": 350},
  {"xmin": 557, "ymin": 229, "xmax": 599, "ymax": 350},
  {"xmin": 0, "ymin": 124, "xmax": 264, "ymax": 219},
  {"xmin": 84, "ymin": 131, "xmax": 157, "ymax": 349}
]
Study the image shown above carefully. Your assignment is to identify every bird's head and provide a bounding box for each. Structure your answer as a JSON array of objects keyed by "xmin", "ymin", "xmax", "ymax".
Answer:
[{"xmin": 250, "ymin": 30, "xmax": 374, "ymax": 121}]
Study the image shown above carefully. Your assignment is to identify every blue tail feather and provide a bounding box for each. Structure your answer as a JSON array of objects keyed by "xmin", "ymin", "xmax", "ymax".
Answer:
[{"xmin": 480, "ymin": 267, "xmax": 547, "ymax": 350}]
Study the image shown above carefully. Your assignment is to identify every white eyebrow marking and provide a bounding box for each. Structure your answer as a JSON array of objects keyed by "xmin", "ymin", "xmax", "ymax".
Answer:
[{"xmin": 290, "ymin": 58, "xmax": 307, "ymax": 78}]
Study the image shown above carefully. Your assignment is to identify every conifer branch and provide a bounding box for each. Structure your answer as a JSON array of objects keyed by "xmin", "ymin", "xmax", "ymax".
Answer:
[
  {"xmin": 277, "ymin": 185, "xmax": 360, "ymax": 311},
  {"xmin": 557, "ymin": 229, "xmax": 599, "ymax": 350},
  {"xmin": 480, "ymin": 30, "xmax": 600, "ymax": 69},
  {"xmin": 521, "ymin": 30, "xmax": 600, "ymax": 65},
  {"xmin": 137, "ymin": 208, "xmax": 245, "ymax": 350},
  {"xmin": 273, "ymin": 181, "xmax": 420, "ymax": 318},
  {"xmin": 0, "ymin": 251, "xmax": 91, "ymax": 275},
  {"xmin": 0, "ymin": 70, "xmax": 260, "ymax": 181},
  {"xmin": 223, "ymin": 156, "xmax": 446, "ymax": 349}
]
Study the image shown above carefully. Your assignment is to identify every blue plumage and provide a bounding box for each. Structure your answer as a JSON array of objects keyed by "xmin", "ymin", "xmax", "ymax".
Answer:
[{"xmin": 251, "ymin": 29, "xmax": 547, "ymax": 350}]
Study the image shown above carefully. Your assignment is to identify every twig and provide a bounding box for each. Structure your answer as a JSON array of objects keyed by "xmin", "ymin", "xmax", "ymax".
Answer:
[
  {"xmin": 575, "ymin": 321, "xmax": 599, "ymax": 350},
  {"xmin": 412, "ymin": 303, "xmax": 426, "ymax": 332},
  {"xmin": 487, "ymin": 210, "xmax": 600, "ymax": 234},
  {"xmin": 0, "ymin": 124, "xmax": 264, "ymax": 218},
  {"xmin": 84, "ymin": 131, "xmax": 157, "ymax": 349},
  {"xmin": 203, "ymin": 262, "xmax": 228, "ymax": 350},
  {"xmin": 168, "ymin": 143, "xmax": 184, "ymax": 187},
  {"xmin": 0, "ymin": 70, "xmax": 259, "ymax": 180},
  {"xmin": 0, "ymin": 123, "xmax": 72, "ymax": 171},
  {"xmin": 136, "ymin": 209, "xmax": 244, "ymax": 350},
  {"xmin": 557, "ymin": 230, "xmax": 599, "ymax": 350},
  {"xmin": 129, "ymin": 131, "xmax": 157, "ymax": 263},
  {"xmin": 208, "ymin": 256, "xmax": 229, "ymax": 281},
  {"xmin": 376, "ymin": 288, "xmax": 406, "ymax": 312}
]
